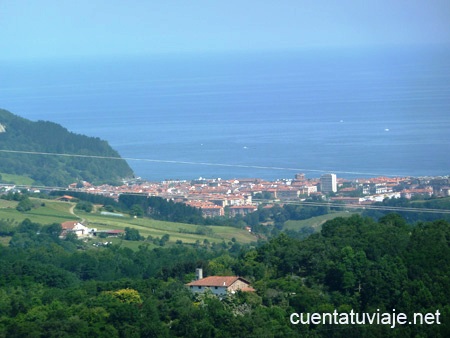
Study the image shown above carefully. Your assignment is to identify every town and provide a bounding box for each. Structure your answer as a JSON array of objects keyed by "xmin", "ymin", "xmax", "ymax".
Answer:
[{"xmin": 52, "ymin": 173, "xmax": 450, "ymax": 219}]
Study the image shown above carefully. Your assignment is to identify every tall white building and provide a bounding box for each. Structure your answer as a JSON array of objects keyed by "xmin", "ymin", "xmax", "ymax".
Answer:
[{"xmin": 321, "ymin": 173, "xmax": 337, "ymax": 193}]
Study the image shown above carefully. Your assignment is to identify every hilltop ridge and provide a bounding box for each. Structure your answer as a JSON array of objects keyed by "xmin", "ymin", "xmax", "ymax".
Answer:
[{"xmin": 0, "ymin": 109, "xmax": 134, "ymax": 186}]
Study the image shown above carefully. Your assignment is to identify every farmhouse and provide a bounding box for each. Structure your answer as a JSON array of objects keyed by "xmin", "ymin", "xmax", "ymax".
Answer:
[
  {"xmin": 186, "ymin": 269, "xmax": 255, "ymax": 295},
  {"xmin": 56, "ymin": 195, "xmax": 76, "ymax": 202},
  {"xmin": 60, "ymin": 221, "xmax": 95, "ymax": 238}
]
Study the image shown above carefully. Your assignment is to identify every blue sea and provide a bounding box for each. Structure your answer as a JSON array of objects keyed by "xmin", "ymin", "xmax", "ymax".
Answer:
[{"xmin": 1, "ymin": 46, "xmax": 450, "ymax": 181}]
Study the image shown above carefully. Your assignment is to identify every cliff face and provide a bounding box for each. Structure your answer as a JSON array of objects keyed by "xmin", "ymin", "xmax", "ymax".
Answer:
[{"xmin": 0, "ymin": 108, "xmax": 134, "ymax": 186}]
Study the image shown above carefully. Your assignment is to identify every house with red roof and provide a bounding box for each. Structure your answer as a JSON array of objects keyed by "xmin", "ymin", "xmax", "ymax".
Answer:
[
  {"xmin": 186, "ymin": 269, "xmax": 255, "ymax": 295},
  {"xmin": 57, "ymin": 195, "xmax": 76, "ymax": 202}
]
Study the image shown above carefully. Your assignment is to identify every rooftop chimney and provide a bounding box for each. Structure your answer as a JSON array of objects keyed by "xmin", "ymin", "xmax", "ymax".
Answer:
[{"xmin": 195, "ymin": 268, "xmax": 203, "ymax": 280}]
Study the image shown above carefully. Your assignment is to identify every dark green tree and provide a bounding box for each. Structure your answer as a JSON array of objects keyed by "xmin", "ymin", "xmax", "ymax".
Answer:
[
  {"xmin": 124, "ymin": 227, "xmax": 143, "ymax": 241},
  {"xmin": 16, "ymin": 197, "xmax": 34, "ymax": 212},
  {"xmin": 76, "ymin": 201, "xmax": 93, "ymax": 213},
  {"xmin": 130, "ymin": 204, "xmax": 144, "ymax": 217}
]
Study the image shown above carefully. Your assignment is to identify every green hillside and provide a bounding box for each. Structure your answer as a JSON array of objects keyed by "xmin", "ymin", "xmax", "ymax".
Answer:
[
  {"xmin": 0, "ymin": 108, "xmax": 134, "ymax": 186},
  {"xmin": 0, "ymin": 173, "xmax": 35, "ymax": 185},
  {"xmin": 0, "ymin": 208, "xmax": 448, "ymax": 336},
  {"xmin": 284, "ymin": 211, "xmax": 357, "ymax": 231},
  {"xmin": 0, "ymin": 197, "xmax": 255, "ymax": 247}
]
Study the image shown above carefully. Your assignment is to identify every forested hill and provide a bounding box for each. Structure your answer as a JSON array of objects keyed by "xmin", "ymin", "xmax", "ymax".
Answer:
[
  {"xmin": 0, "ymin": 109, "xmax": 134, "ymax": 186},
  {"xmin": 0, "ymin": 213, "xmax": 448, "ymax": 336}
]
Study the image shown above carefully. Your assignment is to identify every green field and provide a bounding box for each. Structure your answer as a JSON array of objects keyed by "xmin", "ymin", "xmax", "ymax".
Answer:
[
  {"xmin": 0, "ymin": 173, "xmax": 34, "ymax": 185},
  {"xmin": 0, "ymin": 199, "xmax": 18, "ymax": 209},
  {"xmin": 85, "ymin": 212, "xmax": 254, "ymax": 244},
  {"xmin": 2, "ymin": 196, "xmax": 362, "ymax": 246},
  {"xmin": 0, "ymin": 197, "xmax": 255, "ymax": 246},
  {"xmin": 284, "ymin": 211, "xmax": 358, "ymax": 231},
  {"xmin": 0, "ymin": 199, "xmax": 80, "ymax": 224}
]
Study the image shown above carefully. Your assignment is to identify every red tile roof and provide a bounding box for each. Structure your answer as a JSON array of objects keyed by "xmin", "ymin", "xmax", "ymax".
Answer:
[
  {"xmin": 105, "ymin": 230, "xmax": 124, "ymax": 234},
  {"xmin": 229, "ymin": 205, "xmax": 257, "ymax": 210},
  {"xmin": 59, "ymin": 195, "xmax": 75, "ymax": 200},
  {"xmin": 61, "ymin": 221, "xmax": 79, "ymax": 230},
  {"xmin": 186, "ymin": 276, "xmax": 250, "ymax": 287}
]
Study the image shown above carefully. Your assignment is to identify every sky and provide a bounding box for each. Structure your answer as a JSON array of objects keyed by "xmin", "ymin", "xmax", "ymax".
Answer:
[{"xmin": 0, "ymin": 0, "xmax": 449, "ymax": 60}]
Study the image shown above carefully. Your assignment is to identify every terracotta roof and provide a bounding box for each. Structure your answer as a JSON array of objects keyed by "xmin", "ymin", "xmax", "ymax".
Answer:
[
  {"xmin": 58, "ymin": 195, "xmax": 75, "ymax": 200},
  {"xmin": 186, "ymin": 276, "xmax": 249, "ymax": 287},
  {"xmin": 340, "ymin": 187, "xmax": 356, "ymax": 192},
  {"xmin": 61, "ymin": 221, "xmax": 79, "ymax": 230},
  {"xmin": 104, "ymin": 229, "xmax": 124, "ymax": 234}
]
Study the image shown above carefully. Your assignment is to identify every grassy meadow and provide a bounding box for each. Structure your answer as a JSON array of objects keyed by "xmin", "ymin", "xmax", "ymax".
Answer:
[
  {"xmin": 283, "ymin": 211, "xmax": 357, "ymax": 231},
  {"xmin": 0, "ymin": 173, "xmax": 35, "ymax": 185},
  {"xmin": 0, "ymin": 197, "xmax": 255, "ymax": 248},
  {"xmin": 0, "ymin": 199, "xmax": 78, "ymax": 224}
]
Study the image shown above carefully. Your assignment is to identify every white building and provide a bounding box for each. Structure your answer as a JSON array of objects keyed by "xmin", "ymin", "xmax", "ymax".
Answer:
[
  {"xmin": 299, "ymin": 185, "xmax": 318, "ymax": 196},
  {"xmin": 321, "ymin": 173, "xmax": 337, "ymax": 193},
  {"xmin": 60, "ymin": 221, "xmax": 96, "ymax": 238}
]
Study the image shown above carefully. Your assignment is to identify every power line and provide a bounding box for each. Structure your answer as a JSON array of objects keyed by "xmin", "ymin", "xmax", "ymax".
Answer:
[
  {"xmin": 4, "ymin": 184, "xmax": 450, "ymax": 215},
  {"xmin": 2, "ymin": 150, "xmax": 448, "ymax": 215},
  {"xmin": 254, "ymin": 199, "xmax": 450, "ymax": 215},
  {"xmin": 0, "ymin": 149, "xmax": 404, "ymax": 177}
]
